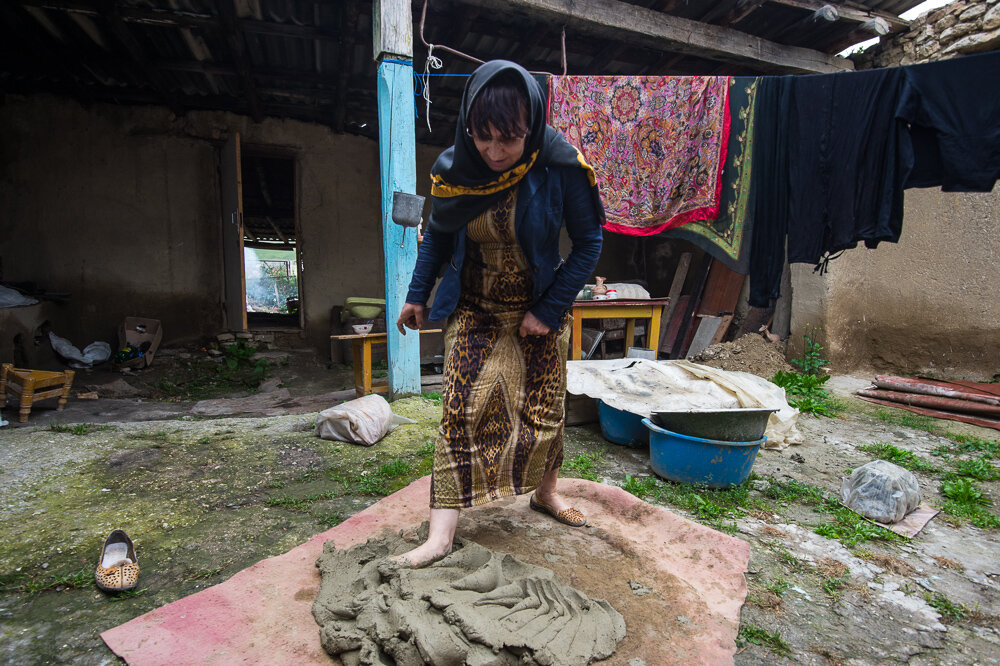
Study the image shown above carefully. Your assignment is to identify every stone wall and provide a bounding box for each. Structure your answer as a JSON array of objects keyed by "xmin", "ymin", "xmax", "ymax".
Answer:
[
  {"xmin": 787, "ymin": 1, "xmax": 1000, "ymax": 380},
  {"xmin": 853, "ymin": 0, "xmax": 1000, "ymax": 67}
]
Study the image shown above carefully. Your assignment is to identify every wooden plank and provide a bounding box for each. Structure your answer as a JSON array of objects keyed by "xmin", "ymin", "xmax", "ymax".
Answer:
[
  {"xmin": 670, "ymin": 254, "xmax": 712, "ymax": 359},
  {"xmin": 220, "ymin": 132, "xmax": 248, "ymax": 332},
  {"xmin": 373, "ymin": 0, "xmax": 413, "ymax": 59},
  {"xmin": 710, "ymin": 314, "xmax": 734, "ymax": 345},
  {"xmin": 657, "ymin": 252, "xmax": 691, "ymax": 357},
  {"xmin": 697, "ymin": 261, "xmax": 747, "ymax": 317},
  {"xmin": 459, "ymin": 0, "xmax": 854, "ymax": 73},
  {"xmin": 686, "ymin": 316, "xmax": 723, "ymax": 358},
  {"xmin": 377, "ymin": 57, "xmax": 420, "ymax": 397}
]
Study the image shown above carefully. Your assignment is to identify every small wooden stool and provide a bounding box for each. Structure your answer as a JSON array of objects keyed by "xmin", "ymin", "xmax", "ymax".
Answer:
[
  {"xmin": 329, "ymin": 330, "xmax": 442, "ymax": 398},
  {"xmin": 0, "ymin": 363, "xmax": 76, "ymax": 422}
]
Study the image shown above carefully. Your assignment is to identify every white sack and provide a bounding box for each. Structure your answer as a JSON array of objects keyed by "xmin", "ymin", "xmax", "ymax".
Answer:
[
  {"xmin": 0, "ymin": 285, "xmax": 38, "ymax": 308},
  {"xmin": 316, "ymin": 394, "xmax": 415, "ymax": 446},
  {"xmin": 48, "ymin": 332, "xmax": 112, "ymax": 369},
  {"xmin": 566, "ymin": 359, "xmax": 803, "ymax": 449}
]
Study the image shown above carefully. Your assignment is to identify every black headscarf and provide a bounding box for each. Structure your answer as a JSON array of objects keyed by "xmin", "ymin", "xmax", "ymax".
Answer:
[{"xmin": 428, "ymin": 60, "xmax": 604, "ymax": 233}]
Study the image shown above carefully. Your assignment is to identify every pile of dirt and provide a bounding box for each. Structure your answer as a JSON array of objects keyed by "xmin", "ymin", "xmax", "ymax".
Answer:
[{"xmin": 691, "ymin": 333, "xmax": 794, "ymax": 378}]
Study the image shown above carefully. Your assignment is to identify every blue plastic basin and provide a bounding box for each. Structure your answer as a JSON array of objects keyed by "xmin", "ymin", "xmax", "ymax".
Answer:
[
  {"xmin": 642, "ymin": 418, "xmax": 765, "ymax": 488},
  {"xmin": 598, "ymin": 400, "xmax": 648, "ymax": 447}
]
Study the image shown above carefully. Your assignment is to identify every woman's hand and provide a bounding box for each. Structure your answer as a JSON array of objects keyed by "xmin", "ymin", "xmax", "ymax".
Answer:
[
  {"xmin": 396, "ymin": 303, "xmax": 425, "ymax": 335},
  {"xmin": 519, "ymin": 311, "xmax": 550, "ymax": 337}
]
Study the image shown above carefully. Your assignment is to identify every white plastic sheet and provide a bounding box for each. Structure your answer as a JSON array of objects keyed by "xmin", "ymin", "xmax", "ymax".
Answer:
[
  {"xmin": 315, "ymin": 394, "xmax": 415, "ymax": 446},
  {"xmin": 0, "ymin": 285, "xmax": 38, "ymax": 308},
  {"xmin": 48, "ymin": 332, "xmax": 112, "ymax": 369},
  {"xmin": 566, "ymin": 359, "xmax": 803, "ymax": 449}
]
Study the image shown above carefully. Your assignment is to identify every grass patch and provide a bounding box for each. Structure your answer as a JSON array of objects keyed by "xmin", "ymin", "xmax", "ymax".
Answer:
[
  {"xmin": 0, "ymin": 567, "xmax": 93, "ymax": 594},
  {"xmin": 766, "ymin": 576, "xmax": 791, "ymax": 596},
  {"xmin": 761, "ymin": 477, "xmax": 827, "ymax": 505},
  {"xmin": 857, "ymin": 442, "xmax": 940, "ymax": 474},
  {"xmin": 813, "ymin": 501, "xmax": 905, "ymax": 547},
  {"xmin": 938, "ymin": 434, "xmax": 1000, "ymax": 459},
  {"xmin": 924, "ymin": 592, "xmax": 968, "ymax": 622},
  {"xmin": 871, "ymin": 408, "xmax": 939, "ymax": 433},
  {"xmin": 952, "ymin": 457, "xmax": 1000, "ymax": 481},
  {"xmin": 938, "ymin": 477, "xmax": 1000, "ymax": 528},
  {"xmin": 562, "ymin": 453, "xmax": 604, "ymax": 482},
  {"xmin": 738, "ymin": 623, "xmax": 792, "ymax": 656},
  {"xmin": 422, "ymin": 391, "xmax": 443, "ymax": 405},
  {"xmin": 48, "ymin": 423, "xmax": 113, "ymax": 436},
  {"xmin": 772, "ymin": 370, "xmax": 839, "ymax": 418}
]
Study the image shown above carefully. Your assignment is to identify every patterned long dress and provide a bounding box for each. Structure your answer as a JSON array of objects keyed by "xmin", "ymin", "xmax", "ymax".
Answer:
[{"xmin": 430, "ymin": 189, "xmax": 571, "ymax": 509}]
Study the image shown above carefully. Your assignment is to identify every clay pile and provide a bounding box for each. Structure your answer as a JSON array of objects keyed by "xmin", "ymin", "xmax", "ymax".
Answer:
[{"xmin": 313, "ymin": 533, "xmax": 626, "ymax": 665}]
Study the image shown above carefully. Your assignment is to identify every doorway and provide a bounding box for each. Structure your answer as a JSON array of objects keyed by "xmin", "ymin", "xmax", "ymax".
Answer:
[{"xmin": 220, "ymin": 133, "xmax": 301, "ymax": 331}]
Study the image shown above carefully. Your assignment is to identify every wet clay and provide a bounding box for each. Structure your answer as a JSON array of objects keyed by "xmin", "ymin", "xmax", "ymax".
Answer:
[{"xmin": 312, "ymin": 532, "xmax": 626, "ymax": 665}]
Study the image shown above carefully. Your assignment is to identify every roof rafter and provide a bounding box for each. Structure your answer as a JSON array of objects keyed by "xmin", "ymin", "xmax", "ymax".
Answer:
[
  {"xmin": 763, "ymin": 0, "xmax": 909, "ymax": 33},
  {"xmin": 216, "ymin": 0, "xmax": 263, "ymax": 123},
  {"xmin": 455, "ymin": 0, "xmax": 854, "ymax": 73}
]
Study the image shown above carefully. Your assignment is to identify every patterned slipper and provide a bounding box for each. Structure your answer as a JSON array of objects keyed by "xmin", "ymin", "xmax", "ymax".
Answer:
[
  {"xmin": 95, "ymin": 529, "xmax": 139, "ymax": 593},
  {"xmin": 529, "ymin": 494, "xmax": 586, "ymax": 527}
]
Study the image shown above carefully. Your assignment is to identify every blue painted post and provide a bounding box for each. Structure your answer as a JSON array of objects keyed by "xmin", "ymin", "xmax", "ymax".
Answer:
[{"xmin": 377, "ymin": 58, "xmax": 421, "ymax": 397}]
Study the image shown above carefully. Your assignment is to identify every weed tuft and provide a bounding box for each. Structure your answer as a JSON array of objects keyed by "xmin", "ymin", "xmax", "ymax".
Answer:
[
  {"xmin": 738, "ymin": 622, "xmax": 792, "ymax": 656},
  {"xmin": 857, "ymin": 442, "xmax": 940, "ymax": 474}
]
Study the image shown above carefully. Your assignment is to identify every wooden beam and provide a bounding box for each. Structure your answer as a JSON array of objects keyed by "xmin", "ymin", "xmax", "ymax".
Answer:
[
  {"xmin": 375, "ymin": 0, "xmax": 420, "ymax": 397},
  {"xmin": 334, "ymin": 0, "xmax": 360, "ymax": 133},
  {"xmin": 216, "ymin": 0, "xmax": 263, "ymax": 123},
  {"xmin": 21, "ymin": 1, "xmax": 340, "ymax": 39},
  {"xmin": 763, "ymin": 0, "xmax": 908, "ymax": 32},
  {"xmin": 721, "ymin": 1, "xmax": 765, "ymax": 27},
  {"xmin": 97, "ymin": 0, "xmax": 180, "ymax": 113},
  {"xmin": 457, "ymin": 0, "xmax": 853, "ymax": 73}
]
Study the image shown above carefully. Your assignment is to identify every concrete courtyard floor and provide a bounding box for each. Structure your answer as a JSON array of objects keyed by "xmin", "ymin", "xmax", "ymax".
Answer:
[{"xmin": 1, "ymin": 350, "xmax": 998, "ymax": 665}]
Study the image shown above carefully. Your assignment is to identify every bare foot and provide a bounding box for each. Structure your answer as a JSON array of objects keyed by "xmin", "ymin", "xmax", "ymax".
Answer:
[{"xmin": 390, "ymin": 540, "xmax": 452, "ymax": 569}]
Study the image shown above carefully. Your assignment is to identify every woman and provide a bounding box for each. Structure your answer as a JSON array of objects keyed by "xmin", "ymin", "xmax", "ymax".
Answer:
[{"xmin": 395, "ymin": 60, "xmax": 604, "ymax": 568}]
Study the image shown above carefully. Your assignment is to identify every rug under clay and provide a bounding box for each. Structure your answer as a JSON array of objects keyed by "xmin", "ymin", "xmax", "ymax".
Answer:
[{"xmin": 314, "ymin": 532, "xmax": 626, "ymax": 665}]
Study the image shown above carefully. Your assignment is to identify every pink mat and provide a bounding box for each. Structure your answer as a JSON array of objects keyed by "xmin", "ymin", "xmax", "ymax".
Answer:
[{"xmin": 102, "ymin": 478, "xmax": 750, "ymax": 665}]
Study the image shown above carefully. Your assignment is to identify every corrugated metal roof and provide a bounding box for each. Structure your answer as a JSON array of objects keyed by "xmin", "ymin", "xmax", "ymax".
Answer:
[{"xmin": 0, "ymin": 0, "xmax": 929, "ymax": 145}]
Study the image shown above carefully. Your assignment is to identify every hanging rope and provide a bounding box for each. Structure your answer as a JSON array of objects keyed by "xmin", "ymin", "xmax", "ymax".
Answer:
[{"xmin": 415, "ymin": 0, "xmax": 568, "ymax": 132}]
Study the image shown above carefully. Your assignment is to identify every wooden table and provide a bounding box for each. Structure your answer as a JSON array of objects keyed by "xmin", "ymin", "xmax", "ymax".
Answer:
[
  {"xmin": 570, "ymin": 298, "xmax": 671, "ymax": 361},
  {"xmin": 329, "ymin": 330, "xmax": 442, "ymax": 398}
]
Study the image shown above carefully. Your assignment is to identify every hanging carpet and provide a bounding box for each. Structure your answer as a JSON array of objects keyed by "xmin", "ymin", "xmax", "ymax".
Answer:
[
  {"xmin": 548, "ymin": 75, "xmax": 730, "ymax": 236},
  {"xmin": 661, "ymin": 76, "xmax": 759, "ymax": 273}
]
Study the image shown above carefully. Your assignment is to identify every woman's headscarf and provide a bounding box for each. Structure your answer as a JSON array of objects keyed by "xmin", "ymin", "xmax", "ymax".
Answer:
[{"xmin": 428, "ymin": 60, "xmax": 604, "ymax": 233}]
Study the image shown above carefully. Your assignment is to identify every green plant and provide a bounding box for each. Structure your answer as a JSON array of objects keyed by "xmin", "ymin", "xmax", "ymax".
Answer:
[
  {"xmin": 813, "ymin": 501, "xmax": 904, "ymax": 547},
  {"xmin": 791, "ymin": 326, "xmax": 829, "ymax": 375},
  {"xmin": 49, "ymin": 423, "xmax": 111, "ymax": 436},
  {"xmin": 563, "ymin": 453, "xmax": 603, "ymax": 482},
  {"xmin": 822, "ymin": 575, "xmax": 849, "ymax": 601},
  {"xmin": 924, "ymin": 592, "xmax": 968, "ymax": 621},
  {"xmin": 858, "ymin": 442, "xmax": 940, "ymax": 474},
  {"xmin": 762, "ymin": 477, "xmax": 827, "ymax": 505},
  {"xmin": 771, "ymin": 369, "xmax": 838, "ymax": 417},
  {"xmin": 941, "ymin": 478, "xmax": 989, "ymax": 506},
  {"xmin": 423, "ymin": 392, "xmax": 443, "ymax": 405},
  {"xmin": 772, "ymin": 370, "xmax": 830, "ymax": 397},
  {"xmin": 789, "ymin": 395, "xmax": 839, "ymax": 417},
  {"xmin": 952, "ymin": 457, "xmax": 1000, "ymax": 481},
  {"xmin": 621, "ymin": 474, "xmax": 659, "ymax": 499},
  {"xmin": 766, "ymin": 577, "xmax": 791, "ymax": 596},
  {"xmin": 738, "ymin": 623, "xmax": 792, "ymax": 656}
]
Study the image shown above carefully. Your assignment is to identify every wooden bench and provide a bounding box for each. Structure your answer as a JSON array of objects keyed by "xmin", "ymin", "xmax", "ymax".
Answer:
[
  {"xmin": 329, "ymin": 330, "xmax": 442, "ymax": 398},
  {"xmin": 1, "ymin": 363, "xmax": 76, "ymax": 422}
]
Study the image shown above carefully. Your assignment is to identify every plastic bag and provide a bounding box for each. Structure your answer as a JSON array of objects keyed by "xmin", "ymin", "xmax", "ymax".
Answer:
[
  {"xmin": 840, "ymin": 460, "xmax": 921, "ymax": 524},
  {"xmin": 48, "ymin": 332, "xmax": 112, "ymax": 369},
  {"xmin": 315, "ymin": 394, "xmax": 415, "ymax": 446}
]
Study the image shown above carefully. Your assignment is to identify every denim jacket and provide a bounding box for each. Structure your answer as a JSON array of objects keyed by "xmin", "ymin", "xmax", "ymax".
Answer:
[{"xmin": 405, "ymin": 165, "xmax": 603, "ymax": 330}]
